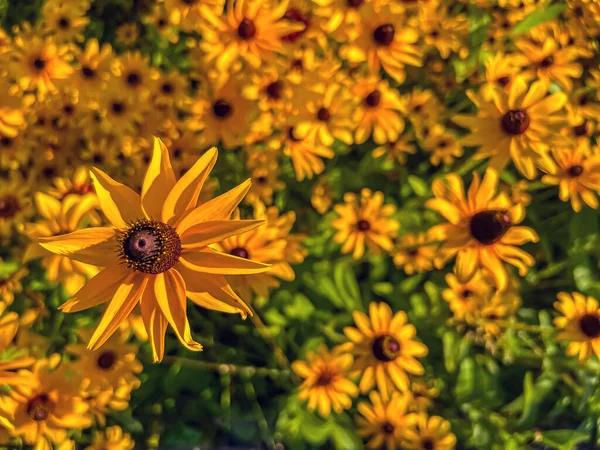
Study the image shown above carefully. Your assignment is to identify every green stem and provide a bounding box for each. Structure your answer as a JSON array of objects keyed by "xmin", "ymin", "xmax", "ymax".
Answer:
[
  {"xmin": 161, "ymin": 356, "xmax": 292, "ymax": 379},
  {"xmin": 243, "ymin": 375, "xmax": 275, "ymax": 448}
]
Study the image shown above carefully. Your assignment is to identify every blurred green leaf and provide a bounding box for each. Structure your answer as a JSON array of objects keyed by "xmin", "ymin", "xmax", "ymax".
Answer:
[
  {"xmin": 334, "ymin": 262, "xmax": 361, "ymax": 311},
  {"xmin": 537, "ymin": 430, "xmax": 589, "ymax": 450},
  {"xmin": 511, "ymin": 3, "xmax": 567, "ymax": 35}
]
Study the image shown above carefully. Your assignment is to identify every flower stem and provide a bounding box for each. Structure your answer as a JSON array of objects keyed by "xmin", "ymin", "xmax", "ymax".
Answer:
[
  {"xmin": 249, "ymin": 306, "xmax": 290, "ymax": 369},
  {"xmin": 161, "ymin": 356, "xmax": 292, "ymax": 379}
]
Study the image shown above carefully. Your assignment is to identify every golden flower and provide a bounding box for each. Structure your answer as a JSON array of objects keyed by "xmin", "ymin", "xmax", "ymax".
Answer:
[
  {"xmin": 372, "ymin": 134, "xmax": 417, "ymax": 166},
  {"xmin": 112, "ymin": 51, "xmax": 158, "ymax": 102},
  {"xmin": 352, "ymin": 76, "xmax": 405, "ymax": 145},
  {"xmin": 23, "ymin": 193, "xmax": 100, "ymax": 295},
  {"xmin": 403, "ymin": 88, "xmax": 443, "ymax": 129},
  {"xmin": 420, "ymin": 125, "xmax": 463, "ymax": 167},
  {"xmin": 0, "ymin": 311, "xmax": 36, "ymax": 388},
  {"xmin": 566, "ymin": 0, "xmax": 600, "ymax": 37},
  {"xmin": 442, "ymin": 271, "xmax": 492, "ymax": 322},
  {"xmin": 419, "ymin": 4, "xmax": 468, "ymax": 59},
  {"xmin": 480, "ymin": 52, "xmax": 519, "ymax": 100},
  {"xmin": 539, "ymin": 141, "xmax": 600, "ymax": 212},
  {"xmin": 554, "ymin": 292, "xmax": 600, "ymax": 362},
  {"xmin": 311, "ymin": 176, "xmax": 333, "ymax": 214},
  {"xmin": 454, "ymin": 78, "xmax": 570, "ymax": 179},
  {"xmin": 98, "ymin": 86, "xmax": 145, "ymax": 137},
  {"xmin": 292, "ymin": 344, "xmax": 358, "ymax": 417},
  {"xmin": 0, "ymin": 177, "xmax": 33, "ymax": 238},
  {"xmin": 426, "ymin": 170, "xmax": 538, "ymax": 291},
  {"xmin": 340, "ymin": 3, "xmax": 422, "ymax": 83},
  {"xmin": 242, "ymin": 66, "xmax": 292, "ymax": 119},
  {"xmin": 0, "ymin": 267, "xmax": 27, "ymax": 307},
  {"xmin": 566, "ymin": 89, "xmax": 600, "ymax": 126},
  {"xmin": 165, "ymin": 0, "xmax": 225, "ymax": 32},
  {"xmin": 402, "ymin": 413, "xmax": 457, "ymax": 450},
  {"xmin": 332, "ymin": 189, "xmax": 399, "ymax": 259},
  {"xmin": 153, "ymin": 71, "xmax": 190, "ymax": 108},
  {"xmin": 116, "ymin": 23, "xmax": 139, "ymax": 46},
  {"xmin": 281, "ymin": 125, "xmax": 334, "ymax": 181},
  {"xmin": 356, "ymin": 390, "xmax": 411, "ymax": 450},
  {"xmin": 70, "ymin": 39, "xmax": 114, "ymax": 102},
  {"xmin": 392, "ymin": 233, "xmax": 436, "ymax": 275},
  {"xmin": 42, "ymin": 2, "xmax": 90, "ymax": 42},
  {"xmin": 85, "ymin": 426, "xmax": 135, "ymax": 450},
  {"xmin": 405, "ymin": 379, "xmax": 439, "ymax": 413},
  {"xmin": 245, "ymin": 151, "xmax": 286, "ymax": 205},
  {"xmin": 82, "ymin": 382, "xmax": 135, "ymax": 427},
  {"xmin": 38, "ymin": 138, "xmax": 269, "ymax": 362},
  {"xmin": 342, "ymin": 302, "xmax": 428, "ymax": 397}
]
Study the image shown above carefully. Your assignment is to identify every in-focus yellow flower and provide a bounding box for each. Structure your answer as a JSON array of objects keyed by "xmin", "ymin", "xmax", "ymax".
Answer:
[
  {"xmin": 85, "ymin": 425, "xmax": 135, "ymax": 450},
  {"xmin": 453, "ymin": 78, "xmax": 569, "ymax": 179},
  {"xmin": 292, "ymin": 344, "xmax": 358, "ymax": 417},
  {"xmin": 332, "ymin": 189, "xmax": 399, "ymax": 259},
  {"xmin": 402, "ymin": 413, "xmax": 457, "ymax": 450},
  {"xmin": 554, "ymin": 292, "xmax": 600, "ymax": 362},
  {"xmin": 426, "ymin": 170, "xmax": 538, "ymax": 291},
  {"xmin": 39, "ymin": 137, "xmax": 269, "ymax": 362},
  {"xmin": 392, "ymin": 233, "xmax": 436, "ymax": 275},
  {"xmin": 539, "ymin": 141, "xmax": 600, "ymax": 212},
  {"xmin": 356, "ymin": 390, "xmax": 411, "ymax": 450},
  {"xmin": 341, "ymin": 302, "xmax": 428, "ymax": 397}
]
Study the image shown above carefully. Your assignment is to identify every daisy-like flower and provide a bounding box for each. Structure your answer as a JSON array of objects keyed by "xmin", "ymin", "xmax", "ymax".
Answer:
[
  {"xmin": 420, "ymin": 125, "xmax": 463, "ymax": 167},
  {"xmin": 392, "ymin": 233, "xmax": 436, "ymax": 275},
  {"xmin": 98, "ymin": 86, "xmax": 145, "ymax": 137},
  {"xmin": 199, "ymin": 0, "xmax": 303, "ymax": 72},
  {"xmin": 539, "ymin": 141, "xmax": 600, "ymax": 212},
  {"xmin": 0, "ymin": 267, "xmax": 27, "ymax": 307},
  {"xmin": 402, "ymin": 413, "xmax": 457, "ymax": 450},
  {"xmin": 0, "ymin": 177, "xmax": 33, "ymax": 238},
  {"xmin": 356, "ymin": 390, "xmax": 411, "ymax": 450},
  {"xmin": 311, "ymin": 176, "xmax": 333, "ymax": 214},
  {"xmin": 112, "ymin": 52, "xmax": 158, "ymax": 102},
  {"xmin": 291, "ymin": 345, "xmax": 358, "ymax": 417},
  {"xmin": 352, "ymin": 76, "xmax": 405, "ymax": 145},
  {"xmin": 165, "ymin": 0, "xmax": 225, "ymax": 32},
  {"xmin": 426, "ymin": 170, "xmax": 538, "ymax": 291},
  {"xmin": 245, "ymin": 150, "xmax": 286, "ymax": 205},
  {"xmin": 38, "ymin": 137, "xmax": 269, "ymax": 362},
  {"xmin": 85, "ymin": 426, "xmax": 134, "ymax": 450},
  {"xmin": 341, "ymin": 302, "xmax": 428, "ymax": 397},
  {"xmin": 372, "ymin": 134, "xmax": 417, "ymax": 166},
  {"xmin": 116, "ymin": 24, "xmax": 139, "ymax": 46},
  {"xmin": 281, "ymin": 126, "xmax": 334, "ymax": 181},
  {"xmin": 340, "ymin": 3, "xmax": 422, "ymax": 83},
  {"xmin": 0, "ymin": 311, "xmax": 35, "ymax": 387},
  {"xmin": 442, "ymin": 271, "xmax": 493, "ymax": 322},
  {"xmin": 71, "ymin": 39, "xmax": 114, "ymax": 102},
  {"xmin": 405, "ymin": 380, "xmax": 439, "ymax": 413},
  {"xmin": 554, "ymin": 292, "xmax": 600, "ymax": 362},
  {"xmin": 480, "ymin": 52, "xmax": 519, "ymax": 100},
  {"xmin": 332, "ymin": 188, "xmax": 399, "ymax": 259},
  {"xmin": 42, "ymin": 2, "xmax": 90, "ymax": 42},
  {"xmin": 419, "ymin": 3, "xmax": 468, "ymax": 59},
  {"xmin": 453, "ymin": 77, "xmax": 569, "ymax": 179}
]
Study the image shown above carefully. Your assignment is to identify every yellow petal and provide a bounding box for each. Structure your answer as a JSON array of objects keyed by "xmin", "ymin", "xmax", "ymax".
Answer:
[
  {"xmin": 90, "ymin": 168, "xmax": 143, "ymax": 230},
  {"xmin": 179, "ymin": 248, "xmax": 270, "ymax": 275},
  {"xmin": 39, "ymin": 227, "xmax": 119, "ymax": 267},
  {"xmin": 64, "ymin": 193, "xmax": 100, "ymax": 231},
  {"xmin": 454, "ymin": 247, "xmax": 479, "ymax": 284},
  {"xmin": 140, "ymin": 288, "xmax": 168, "ymax": 363},
  {"xmin": 34, "ymin": 192, "xmax": 61, "ymax": 220},
  {"xmin": 142, "ymin": 137, "xmax": 176, "ymax": 220},
  {"xmin": 162, "ymin": 148, "xmax": 218, "ymax": 226},
  {"xmin": 180, "ymin": 220, "xmax": 264, "ymax": 249}
]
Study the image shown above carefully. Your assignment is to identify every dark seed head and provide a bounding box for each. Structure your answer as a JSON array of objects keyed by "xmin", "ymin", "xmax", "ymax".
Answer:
[
  {"xmin": 27, "ymin": 394, "xmax": 52, "ymax": 421},
  {"xmin": 97, "ymin": 351, "xmax": 116, "ymax": 370},
  {"xmin": 539, "ymin": 56, "xmax": 554, "ymax": 68},
  {"xmin": 238, "ymin": 18, "xmax": 257, "ymax": 40},
  {"xmin": 0, "ymin": 136, "xmax": 12, "ymax": 147},
  {"xmin": 212, "ymin": 99, "xmax": 233, "ymax": 119},
  {"xmin": 0, "ymin": 195, "xmax": 20, "ymax": 219},
  {"xmin": 347, "ymin": 0, "xmax": 363, "ymax": 7},
  {"xmin": 469, "ymin": 210, "xmax": 512, "ymax": 245},
  {"xmin": 356, "ymin": 219, "xmax": 370, "ymax": 231},
  {"xmin": 365, "ymin": 90, "xmax": 381, "ymax": 107},
  {"xmin": 573, "ymin": 121, "xmax": 588, "ymax": 136},
  {"xmin": 118, "ymin": 219, "xmax": 182, "ymax": 274},
  {"xmin": 126, "ymin": 72, "xmax": 141, "ymax": 86},
  {"xmin": 568, "ymin": 165, "xmax": 584, "ymax": 177},
  {"xmin": 111, "ymin": 102, "xmax": 125, "ymax": 114},
  {"xmin": 256, "ymin": 176, "xmax": 267, "ymax": 184},
  {"xmin": 266, "ymin": 81, "xmax": 284, "ymax": 100},
  {"xmin": 317, "ymin": 107, "xmax": 330, "ymax": 122},
  {"xmin": 316, "ymin": 371, "xmax": 333, "ymax": 386},
  {"xmin": 372, "ymin": 334, "xmax": 401, "ymax": 362},
  {"xmin": 373, "ymin": 24, "xmax": 395, "ymax": 46},
  {"xmin": 462, "ymin": 289, "xmax": 473, "ymax": 298},
  {"xmin": 161, "ymin": 82, "xmax": 173, "ymax": 93},
  {"xmin": 579, "ymin": 314, "xmax": 600, "ymax": 338},
  {"xmin": 496, "ymin": 76, "xmax": 510, "ymax": 87},
  {"xmin": 382, "ymin": 422, "xmax": 395, "ymax": 434},
  {"xmin": 230, "ymin": 247, "xmax": 249, "ymax": 259},
  {"xmin": 33, "ymin": 58, "xmax": 46, "ymax": 70},
  {"xmin": 82, "ymin": 66, "xmax": 95, "ymax": 79},
  {"xmin": 58, "ymin": 17, "xmax": 70, "ymax": 28},
  {"xmin": 501, "ymin": 109, "xmax": 530, "ymax": 135},
  {"xmin": 287, "ymin": 126, "xmax": 301, "ymax": 142},
  {"xmin": 422, "ymin": 439, "xmax": 435, "ymax": 450}
]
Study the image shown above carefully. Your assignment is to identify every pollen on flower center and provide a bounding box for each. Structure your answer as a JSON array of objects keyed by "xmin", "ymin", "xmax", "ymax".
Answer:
[
  {"xmin": 579, "ymin": 314, "xmax": 600, "ymax": 338},
  {"xmin": 372, "ymin": 334, "xmax": 401, "ymax": 362},
  {"xmin": 27, "ymin": 394, "xmax": 53, "ymax": 421},
  {"xmin": 117, "ymin": 219, "xmax": 182, "ymax": 274},
  {"xmin": 373, "ymin": 24, "xmax": 395, "ymax": 46},
  {"xmin": 469, "ymin": 210, "xmax": 512, "ymax": 245},
  {"xmin": 230, "ymin": 247, "xmax": 250, "ymax": 259},
  {"xmin": 501, "ymin": 109, "xmax": 530, "ymax": 135},
  {"xmin": 97, "ymin": 351, "xmax": 117, "ymax": 370},
  {"xmin": 238, "ymin": 18, "xmax": 257, "ymax": 40},
  {"xmin": 0, "ymin": 195, "xmax": 20, "ymax": 218},
  {"xmin": 568, "ymin": 165, "xmax": 584, "ymax": 177}
]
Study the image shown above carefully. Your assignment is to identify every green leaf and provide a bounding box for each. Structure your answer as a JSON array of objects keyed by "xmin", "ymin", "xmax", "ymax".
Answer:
[
  {"xmin": 443, "ymin": 330, "xmax": 458, "ymax": 373},
  {"xmin": 569, "ymin": 207, "xmax": 599, "ymax": 241},
  {"xmin": 407, "ymin": 175, "xmax": 429, "ymax": 197},
  {"xmin": 511, "ymin": 3, "xmax": 567, "ymax": 35},
  {"xmin": 517, "ymin": 372, "xmax": 558, "ymax": 429},
  {"xmin": 455, "ymin": 358, "xmax": 477, "ymax": 403},
  {"xmin": 537, "ymin": 430, "xmax": 589, "ymax": 450},
  {"xmin": 283, "ymin": 293, "xmax": 316, "ymax": 321},
  {"xmin": 333, "ymin": 262, "xmax": 361, "ymax": 311}
]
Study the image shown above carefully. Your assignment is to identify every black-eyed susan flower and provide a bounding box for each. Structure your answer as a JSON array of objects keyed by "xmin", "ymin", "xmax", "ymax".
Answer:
[
  {"xmin": 71, "ymin": 39, "xmax": 113, "ymax": 102},
  {"xmin": 85, "ymin": 426, "xmax": 134, "ymax": 450},
  {"xmin": 292, "ymin": 344, "xmax": 358, "ymax": 417},
  {"xmin": 0, "ymin": 311, "xmax": 36, "ymax": 387},
  {"xmin": 332, "ymin": 189, "xmax": 399, "ymax": 259},
  {"xmin": 539, "ymin": 141, "xmax": 600, "ymax": 212},
  {"xmin": 442, "ymin": 271, "xmax": 493, "ymax": 322},
  {"xmin": 420, "ymin": 125, "xmax": 463, "ymax": 167},
  {"xmin": 480, "ymin": 52, "xmax": 519, "ymax": 100},
  {"xmin": 341, "ymin": 302, "xmax": 428, "ymax": 397},
  {"xmin": 402, "ymin": 413, "xmax": 457, "ymax": 450},
  {"xmin": 112, "ymin": 52, "xmax": 158, "ymax": 102},
  {"xmin": 392, "ymin": 233, "xmax": 436, "ymax": 276},
  {"xmin": 453, "ymin": 77, "xmax": 569, "ymax": 179},
  {"xmin": 405, "ymin": 379, "xmax": 439, "ymax": 413},
  {"xmin": 42, "ymin": 2, "xmax": 90, "ymax": 42},
  {"xmin": 116, "ymin": 24, "xmax": 139, "ymax": 46},
  {"xmin": 0, "ymin": 177, "xmax": 33, "ymax": 238},
  {"xmin": 372, "ymin": 134, "xmax": 417, "ymax": 166},
  {"xmin": 419, "ymin": 3, "xmax": 469, "ymax": 59},
  {"xmin": 311, "ymin": 176, "xmax": 333, "ymax": 214},
  {"xmin": 38, "ymin": 137, "xmax": 269, "ymax": 362},
  {"xmin": 0, "ymin": 267, "xmax": 27, "ymax": 307},
  {"xmin": 554, "ymin": 292, "xmax": 600, "ymax": 362},
  {"xmin": 356, "ymin": 390, "xmax": 411, "ymax": 450},
  {"xmin": 426, "ymin": 170, "xmax": 538, "ymax": 291},
  {"xmin": 280, "ymin": 126, "xmax": 334, "ymax": 181}
]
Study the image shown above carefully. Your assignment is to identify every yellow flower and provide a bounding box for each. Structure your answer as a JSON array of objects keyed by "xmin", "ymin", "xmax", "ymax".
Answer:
[
  {"xmin": 112, "ymin": 51, "xmax": 158, "ymax": 102},
  {"xmin": 38, "ymin": 137, "xmax": 269, "ymax": 362},
  {"xmin": 420, "ymin": 125, "xmax": 463, "ymax": 167},
  {"xmin": 281, "ymin": 126, "xmax": 334, "ymax": 181},
  {"xmin": 352, "ymin": 76, "xmax": 405, "ymax": 145},
  {"xmin": 453, "ymin": 77, "xmax": 569, "ymax": 179},
  {"xmin": 356, "ymin": 390, "xmax": 411, "ymax": 450},
  {"xmin": 292, "ymin": 345, "xmax": 358, "ymax": 417},
  {"xmin": 342, "ymin": 302, "xmax": 428, "ymax": 397},
  {"xmin": 0, "ymin": 177, "xmax": 33, "ymax": 238},
  {"xmin": 340, "ymin": 3, "xmax": 422, "ymax": 83},
  {"xmin": 419, "ymin": 4, "xmax": 469, "ymax": 59},
  {"xmin": 245, "ymin": 150, "xmax": 285, "ymax": 205},
  {"xmin": 71, "ymin": 39, "xmax": 114, "ymax": 102},
  {"xmin": 539, "ymin": 141, "xmax": 600, "ymax": 212},
  {"xmin": 372, "ymin": 134, "xmax": 417, "ymax": 166},
  {"xmin": 311, "ymin": 176, "xmax": 333, "ymax": 214},
  {"xmin": 42, "ymin": 2, "xmax": 90, "ymax": 42},
  {"xmin": 48, "ymin": 166, "xmax": 96, "ymax": 199},
  {"xmin": 0, "ymin": 311, "xmax": 36, "ymax": 388},
  {"xmin": 480, "ymin": 52, "xmax": 519, "ymax": 100},
  {"xmin": 0, "ymin": 267, "xmax": 27, "ymax": 307},
  {"xmin": 332, "ymin": 189, "xmax": 399, "ymax": 259},
  {"xmin": 98, "ymin": 86, "xmax": 145, "ymax": 137},
  {"xmin": 116, "ymin": 23, "xmax": 139, "ymax": 46},
  {"xmin": 442, "ymin": 271, "xmax": 493, "ymax": 322},
  {"xmin": 554, "ymin": 292, "xmax": 600, "ymax": 362},
  {"xmin": 165, "ymin": 0, "xmax": 225, "ymax": 33},
  {"xmin": 405, "ymin": 379, "xmax": 439, "ymax": 413},
  {"xmin": 402, "ymin": 413, "xmax": 457, "ymax": 450},
  {"xmin": 426, "ymin": 170, "xmax": 538, "ymax": 291},
  {"xmin": 392, "ymin": 233, "xmax": 436, "ymax": 275},
  {"xmin": 82, "ymin": 382, "xmax": 135, "ymax": 428},
  {"xmin": 86, "ymin": 426, "xmax": 135, "ymax": 450}
]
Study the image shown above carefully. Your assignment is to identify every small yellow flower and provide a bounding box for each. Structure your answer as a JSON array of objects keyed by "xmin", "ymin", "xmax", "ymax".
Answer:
[
  {"xmin": 402, "ymin": 413, "xmax": 457, "ymax": 450},
  {"xmin": 392, "ymin": 233, "xmax": 436, "ymax": 275},
  {"xmin": 311, "ymin": 176, "xmax": 333, "ymax": 214},
  {"xmin": 356, "ymin": 390, "xmax": 411, "ymax": 450},
  {"xmin": 86, "ymin": 426, "xmax": 134, "ymax": 450},
  {"xmin": 554, "ymin": 292, "xmax": 600, "ymax": 362}
]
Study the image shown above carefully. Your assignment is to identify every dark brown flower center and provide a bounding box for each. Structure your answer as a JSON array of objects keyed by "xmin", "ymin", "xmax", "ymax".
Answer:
[
  {"xmin": 501, "ymin": 109, "xmax": 530, "ymax": 135},
  {"xmin": 126, "ymin": 72, "xmax": 141, "ymax": 86},
  {"xmin": 372, "ymin": 334, "xmax": 401, "ymax": 362},
  {"xmin": 469, "ymin": 210, "xmax": 512, "ymax": 245},
  {"xmin": 373, "ymin": 24, "xmax": 395, "ymax": 46},
  {"xmin": 212, "ymin": 99, "xmax": 233, "ymax": 119},
  {"xmin": 238, "ymin": 19, "xmax": 256, "ymax": 40},
  {"xmin": 365, "ymin": 90, "xmax": 381, "ymax": 107},
  {"xmin": 347, "ymin": 0, "xmax": 364, "ymax": 7},
  {"xmin": 0, "ymin": 195, "xmax": 20, "ymax": 219},
  {"xmin": 356, "ymin": 219, "xmax": 370, "ymax": 231},
  {"xmin": 287, "ymin": 126, "xmax": 301, "ymax": 142},
  {"xmin": 0, "ymin": 136, "xmax": 11, "ymax": 147},
  {"xmin": 573, "ymin": 121, "xmax": 588, "ymax": 136},
  {"xmin": 161, "ymin": 82, "xmax": 174, "ymax": 93},
  {"xmin": 118, "ymin": 219, "xmax": 181, "ymax": 274},
  {"xmin": 568, "ymin": 165, "xmax": 584, "ymax": 178},
  {"xmin": 496, "ymin": 76, "xmax": 510, "ymax": 87},
  {"xmin": 539, "ymin": 56, "xmax": 554, "ymax": 68},
  {"xmin": 382, "ymin": 422, "xmax": 395, "ymax": 434},
  {"xmin": 266, "ymin": 81, "xmax": 284, "ymax": 100},
  {"xmin": 27, "ymin": 394, "xmax": 53, "ymax": 421},
  {"xmin": 316, "ymin": 371, "xmax": 334, "ymax": 386},
  {"xmin": 317, "ymin": 107, "xmax": 330, "ymax": 122},
  {"xmin": 579, "ymin": 314, "xmax": 600, "ymax": 338},
  {"xmin": 282, "ymin": 8, "xmax": 310, "ymax": 42},
  {"xmin": 81, "ymin": 66, "xmax": 95, "ymax": 78},
  {"xmin": 111, "ymin": 102, "xmax": 125, "ymax": 114},
  {"xmin": 422, "ymin": 439, "xmax": 435, "ymax": 450},
  {"xmin": 58, "ymin": 17, "xmax": 70, "ymax": 28},
  {"xmin": 230, "ymin": 247, "xmax": 249, "ymax": 259},
  {"xmin": 462, "ymin": 289, "xmax": 473, "ymax": 298},
  {"xmin": 97, "ymin": 351, "xmax": 116, "ymax": 370},
  {"xmin": 33, "ymin": 58, "xmax": 46, "ymax": 70},
  {"xmin": 579, "ymin": 95, "xmax": 590, "ymax": 106}
]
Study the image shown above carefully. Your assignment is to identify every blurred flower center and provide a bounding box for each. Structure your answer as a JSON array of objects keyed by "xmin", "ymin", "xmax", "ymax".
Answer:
[
  {"xmin": 373, "ymin": 24, "xmax": 395, "ymax": 46},
  {"xmin": 230, "ymin": 247, "xmax": 250, "ymax": 259},
  {"xmin": 287, "ymin": 126, "xmax": 301, "ymax": 142},
  {"xmin": 126, "ymin": 72, "xmax": 142, "ymax": 86},
  {"xmin": 421, "ymin": 439, "xmax": 435, "ymax": 450},
  {"xmin": 282, "ymin": 8, "xmax": 309, "ymax": 42},
  {"xmin": 356, "ymin": 219, "xmax": 370, "ymax": 231},
  {"xmin": 372, "ymin": 334, "xmax": 401, "ymax": 362},
  {"xmin": 97, "ymin": 351, "xmax": 117, "ymax": 370},
  {"xmin": 496, "ymin": 76, "xmax": 510, "ymax": 87},
  {"xmin": 81, "ymin": 66, "xmax": 96, "ymax": 78},
  {"xmin": 347, "ymin": 0, "xmax": 364, "ymax": 8},
  {"xmin": 212, "ymin": 99, "xmax": 233, "ymax": 119},
  {"xmin": 501, "ymin": 109, "xmax": 530, "ymax": 135},
  {"xmin": 579, "ymin": 314, "xmax": 600, "ymax": 338},
  {"xmin": 573, "ymin": 121, "xmax": 588, "ymax": 136},
  {"xmin": 568, "ymin": 165, "xmax": 584, "ymax": 178},
  {"xmin": 238, "ymin": 19, "xmax": 257, "ymax": 40},
  {"xmin": 266, "ymin": 81, "xmax": 284, "ymax": 100},
  {"xmin": 317, "ymin": 107, "xmax": 331, "ymax": 122},
  {"xmin": 539, "ymin": 56, "xmax": 554, "ymax": 68},
  {"xmin": 33, "ymin": 57, "xmax": 46, "ymax": 70},
  {"xmin": 58, "ymin": 17, "xmax": 70, "ymax": 29},
  {"xmin": 27, "ymin": 394, "xmax": 53, "ymax": 421},
  {"xmin": 469, "ymin": 210, "xmax": 512, "ymax": 245},
  {"xmin": 316, "ymin": 370, "xmax": 334, "ymax": 386},
  {"xmin": 0, "ymin": 195, "xmax": 20, "ymax": 218},
  {"xmin": 365, "ymin": 90, "xmax": 381, "ymax": 107}
]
